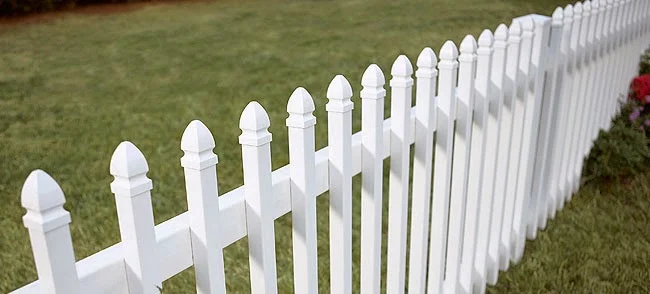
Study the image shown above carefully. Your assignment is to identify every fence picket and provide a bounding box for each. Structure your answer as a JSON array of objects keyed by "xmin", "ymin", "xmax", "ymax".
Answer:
[
  {"xmin": 459, "ymin": 30, "xmax": 492, "ymax": 294},
  {"xmin": 523, "ymin": 11, "xmax": 562, "ymax": 255},
  {"xmin": 515, "ymin": 14, "xmax": 552, "ymax": 258},
  {"xmin": 286, "ymin": 88, "xmax": 319, "ymax": 294},
  {"xmin": 109, "ymin": 141, "xmax": 160, "ymax": 294},
  {"xmin": 181, "ymin": 120, "xmax": 227, "ymax": 294},
  {"xmin": 360, "ymin": 64, "xmax": 386, "ymax": 294},
  {"xmin": 474, "ymin": 24, "xmax": 507, "ymax": 292},
  {"xmin": 239, "ymin": 102, "xmax": 278, "ymax": 294},
  {"xmin": 386, "ymin": 55, "xmax": 414, "ymax": 294},
  {"xmin": 407, "ymin": 48, "xmax": 437, "ymax": 294},
  {"xmin": 427, "ymin": 40, "xmax": 459, "ymax": 294},
  {"xmin": 326, "ymin": 75, "xmax": 354, "ymax": 294},
  {"xmin": 549, "ymin": 4, "xmax": 574, "ymax": 215},
  {"xmin": 21, "ymin": 170, "xmax": 79, "ymax": 294},
  {"xmin": 445, "ymin": 35, "xmax": 477, "ymax": 294},
  {"xmin": 500, "ymin": 17, "xmax": 534, "ymax": 271},
  {"xmin": 487, "ymin": 21, "xmax": 522, "ymax": 285}
]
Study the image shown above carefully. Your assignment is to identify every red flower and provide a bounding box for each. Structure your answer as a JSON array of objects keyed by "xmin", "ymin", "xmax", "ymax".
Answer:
[{"xmin": 631, "ymin": 74, "xmax": 650, "ymax": 103}]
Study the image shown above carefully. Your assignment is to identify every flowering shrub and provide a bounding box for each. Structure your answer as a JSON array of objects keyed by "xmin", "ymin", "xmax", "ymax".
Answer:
[{"xmin": 628, "ymin": 75, "xmax": 650, "ymax": 136}]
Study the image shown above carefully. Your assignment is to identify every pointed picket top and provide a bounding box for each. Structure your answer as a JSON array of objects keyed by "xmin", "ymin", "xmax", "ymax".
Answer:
[
  {"xmin": 391, "ymin": 55, "xmax": 414, "ymax": 77},
  {"xmin": 574, "ymin": 2, "xmax": 583, "ymax": 17},
  {"xmin": 181, "ymin": 120, "xmax": 216, "ymax": 154},
  {"xmin": 592, "ymin": 0, "xmax": 599, "ymax": 11},
  {"xmin": 564, "ymin": 4, "xmax": 574, "ymax": 20},
  {"xmin": 110, "ymin": 141, "xmax": 149, "ymax": 179},
  {"xmin": 180, "ymin": 120, "xmax": 218, "ymax": 170},
  {"xmin": 327, "ymin": 75, "xmax": 353, "ymax": 101},
  {"xmin": 21, "ymin": 170, "xmax": 66, "ymax": 214},
  {"xmin": 553, "ymin": 7, "xmax": 564, "ymax": 25},
  {"xmin": 361, "ymin": 64, "xmax": 386, "ymax": 88},
  {"xmin": 240, "ymin": 101, "xmax": 271, "ymax": 132},
  {"xmin": 583, "ymin": 0, "xmax": 591, "ymax": 15},
  {"xmin": 361, "ymin": 64, "xmax": 387, "ymax": 100},
  {"xmin": 478, "ymin": 30, "xmax": 494, "ymax": 48},
  {"xmin": 460, "ymin": 35, "xmax": 478, "ymax": 54},
  {"xmin": 604, "ymin": 0, "xmax": 612, "ymax": 9},
  {"xmin": 440, "ymin": 40, "xmax": 459, "ymax": 61},
  {"xmin": 417, "ymin": 47, "xmax": 438, "ymax": 69},
  {"xmin": 509, "ymin": 20, "xmax": 522, "ymax": 38},
  {"xmin": 239, "ymin": 101, "xmax": 272, "ymax": 146},
  {"xmin": 286, "ymin": 87, "xmax": 316, "ymax": 128},
  {"xmin": 326, "ymin": 75, "xmax": 354, "ymax": 113},
  {"xmin": 287, "ymin": 87, "xmax": 316, "ymax": 115},
  {"xmin": 495, "ymin": 24, "xmax": 509, "ymax": 42}
]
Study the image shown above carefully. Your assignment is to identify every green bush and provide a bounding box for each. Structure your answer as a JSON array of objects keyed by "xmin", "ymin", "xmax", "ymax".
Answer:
[{"xmin": 583, "ymin": 109, "xmax": 650, "ymax": 184}]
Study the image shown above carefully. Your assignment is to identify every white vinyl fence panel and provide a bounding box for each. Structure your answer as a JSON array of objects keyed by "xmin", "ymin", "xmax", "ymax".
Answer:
[{"xmin": 11, "ymin": 1, "xmax": 650, "ymax": 293}]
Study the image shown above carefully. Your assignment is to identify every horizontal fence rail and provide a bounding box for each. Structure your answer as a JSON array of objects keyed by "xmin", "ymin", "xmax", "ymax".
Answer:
[{"xmin": 12, "ymin": 0, "xmax": 650, "ymax": 293}]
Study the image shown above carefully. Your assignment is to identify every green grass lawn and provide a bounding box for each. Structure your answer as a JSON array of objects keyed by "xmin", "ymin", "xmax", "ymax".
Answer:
[{"xmin": 3, "ymin": 0, "xmax": 628, "ymax": 292}]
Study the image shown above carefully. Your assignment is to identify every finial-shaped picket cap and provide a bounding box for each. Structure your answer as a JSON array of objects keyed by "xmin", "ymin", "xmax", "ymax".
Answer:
[
  {"xmin": 239, "ymin": 101, "xmax": 272, "ymax": 146},
  {"xmin": 21, "ymin": 170, "xmax": 66, "ymax": 214},
  {"xmin": 460, "ymin": 35, "xmax": 477, "ymax": 54},
  {"xmin": 181, "ymin": 120, "xmax": 218, "ymax": 170},
  {"xmin": 495, "ymin": 24, "xmax": 509, "ymax": 41},
  {"xmin": 110, "ymin": 141, "xmax": 149, "ymax": 178},
  {"xmin": 286, "ymin": 87, "xmax": 316, "ymax": 128},
  {"xmin": 361, "ymin": 64, "xmax": 386, "ymax": 100},
  {"xmin": 326, "ymin": 75, "xmax": 353, "ymax": 113},
  {"xmin": 391, "ymin": 55, "xmax": 414, "ymax": 77},
  {"xmin": 583, "ymin": 1, "xmax": 591, "ymax": 14},
  {"xmin": 553, "ymin": 7, "xmax": 564, "ymax": 25},
  {"xmin": 574, "ymin": 2, "xmax": 583, "ymax": 16},
  {"xmin": 509, "ymin": 21, "xmax": 522, "ymax": 37},
  {"xmin": 605, "ymin": 0, "xmax": 612, "ymax": 7},
  {"xmin": 591, "ymin": 0, "xmax": 599, "ymax": 9},
  {"xmin": 240, "ymin": 101, "xmax": 271, "ymax": 132},
  {"xmin": 565, "ymin": 4, "xmax": 574, "ymax": 19},
  {"xmin": 417, "ymin": 47, "xmax": 438, "ymax": 69},
  {"xmin": 181, "ymin": 120, "xmax": 216, "ymax": 154},
  {"xmin": 478, "ymin": 30, "xmax": 494, "ymax": 48},
  {"xmin": 440, "ymin": 40, "xmax": 459, "ymax": 61},
  {"xmin": 287, "ymin": 87, "xmax": 315, "ymax": 115},
  {"xmin": 362, "ymin": 64, "xmax": 386, "ymax": 88},
  {"xmin": 327, "ymin": 75, "xmax": 353, "ymax": 101}
]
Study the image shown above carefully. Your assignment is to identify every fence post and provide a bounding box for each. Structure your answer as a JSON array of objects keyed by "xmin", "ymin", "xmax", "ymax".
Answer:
[
  {"xmin": 474, "ymin": 24, "xmax": 507, "ymax": 293},
  {"xmin": 445, "ymin": 35, "xmax": 477, "ymax": 294},
  {"xmin": 525, "ymin": 10, "xmax": 562, "ymax": 256},
  {"xmin": 286, "ymin": 87, "xmax": 319, "ymax": 294},
  {"xmin": 110, "ymin": 141, "xmax": 160, "ymax": 294},
  {"xmin": 427, "ymin": 40, "xmax": 459, "ymax": 294},
  {"xmin": 487, "ymin": 20, "xmax": 521, "ymax": 285},
  {"xmin": 407, "ymin": 48, "xmax": 437, "ymax": 294},
  {"xmin": 460, "ymin": 29, "xmax": 492, "ymax": 294},
  {"xmin": 181, "ymin": 120, "xmax": 227, "ymax": 294},
  {"xmin": 21, "ymin": 170, "xmax": 79, "ymax": 293},
  {"xmin": 326, "ymin": 75, "xmax": 353, "ymax": 294},
  {"xmin": 386, "ymin": 55, "xmax": 414, "ymax": 294},
  {"xmin": 239, "ymin": 102, "xmax": 278, "ymax": 294},
  {"xmin": 360, "ymin": 64, "xmax": 386, "ymax": 294}
]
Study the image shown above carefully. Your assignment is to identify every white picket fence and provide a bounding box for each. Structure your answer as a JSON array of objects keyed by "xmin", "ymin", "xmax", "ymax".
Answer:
[{"xmin": 13, "ymin": 0, "xmax": 650, "ymax": 293}]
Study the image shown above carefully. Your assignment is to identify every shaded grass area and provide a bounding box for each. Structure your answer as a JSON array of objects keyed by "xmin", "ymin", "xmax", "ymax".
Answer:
[
  {"xmin": 489, "ymin": 167, "xmax": 650, "ymax": 293},
  {"xmin": 1, "ymin": 0, "xmax": 573, "ymax": 292}
]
